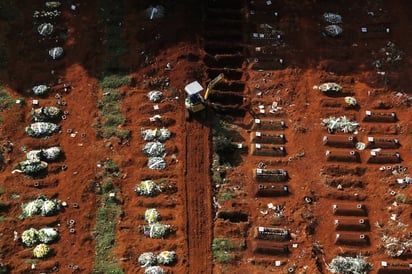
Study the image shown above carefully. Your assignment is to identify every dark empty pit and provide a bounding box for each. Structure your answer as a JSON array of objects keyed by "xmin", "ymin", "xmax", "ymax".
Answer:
[
  {"xmin": 252, "ymin": 241, "xmax": 289, "ymax": 255},
  {"xmin": 251, "ymin": 132, "xmax": 286, "ymax": 144},
  {"xmin": 333, "ymin": 204, "xmax": 368, "ymax": 216},
  {"xmin": 207, "ymin": 68, "xmax": 243, "ymax": 80},
  {"xmin": 324, "ymin": 177, "xmax": 364, "ymax": 188},
  {"xmin": 363, "ymin": 111, "xmax": 397, "ymax": 123},
  {"xmin": 204, "ymin": 29, "xmax": 243, "ymax": 41},
  {"xmin": 204, "ymin": 42, "xmax": 243, "ymax": 55},
  {"xmin": 323, "ymin": 165, "xmax": 366, "ymax": 177},
  {"xmin": 251, "ymin": 59, "xmax": 284, "ymax": 70},
  {"xmin": 204, "ymin": 54, "xmax": 243, "ymax": 68},
  {"xmin": 251, "ymin": 119, "xmax": 285, "ymax": 131},
  {"xmin": 211, "ymin": 102, "xmax": 247, "ymax": 116},
  {"xmin": 254, "ymin": 184, "xmax": 289, "ymax": 197},
  {"xmin": 217, "ymin": 211, "xmax": 248, "ymax": 223},
  {"xmin": 334, "ymin": 218, "xmax": 370, "ymax": 231},
  {"xmin": 213, "ymin": 81, "xmax": 245, "ymax": 92},
  {"xmin": 367, "ymin": 137, "xmax": 400, "ymax": 149},
  {"xmin": 252, "ymin": 144, "xmax": 286, "ymax": 157},
  {"xmin": 205, "ymin": 19, "xmax": 242, "ymax": 31},
  {"xmin": 326, "ymin": 150, "xmax": 360, "ymax": 163},
  {"xmin": 138, "ymin": 103, "xmax": 176, "ymax": 115},
  {"xmin": 207, "ymin": 0, "xmax": 243, "ymax": 9},
  {"xmin": 367, "ymin": 151, "xmax": 401, "ymax": 164},
  {"xmin": 323, "ymin": 135, "xmax": 356, "ymax": 148},
  {"xmin": 320, "ymin": 99, "xmax": 343, "ymax": 108},
  {"xmin": 360, "ymin": 24, "xmax": 392, "ymax": 39},
  {"xmin": 208, "ymin": 92, "xmax": 244, "ymax": 106},
  {"xmin": 377, "ymin": 268, "xmax": 412, "ymax": 274},
  {"xmin": 335, "ymin": 233, "xmax": 370, "ymax": 246},
  {"xmin": 249, "ymin": 10, "xmax": 281, "ymax": 23},
  {"xmin": 248, "ymin": 46, "xmax": 278, "ymax": 58},
  {"xmin": 138, "ymin": 117, "xmax": 176, "ymax": 127},
  {"xmin": 206, "ymin": 8, "xmax": 242, "ymax": 20}
]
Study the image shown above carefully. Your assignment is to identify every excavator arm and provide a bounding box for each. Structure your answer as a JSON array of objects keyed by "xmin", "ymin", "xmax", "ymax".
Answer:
[{"xmin": 204, "ymin": 73, "xmax": 224, "ymax": 101}]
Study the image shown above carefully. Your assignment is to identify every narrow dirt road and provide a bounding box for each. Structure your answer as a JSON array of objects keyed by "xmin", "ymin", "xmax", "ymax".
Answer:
[{"xmin": 185, "ymin": 113, "xmax": 213, "ymax": 274}]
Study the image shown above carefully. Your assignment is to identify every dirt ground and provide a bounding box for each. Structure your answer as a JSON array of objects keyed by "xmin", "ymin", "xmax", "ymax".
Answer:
[{"xmin": 0, "ymin": 0, "xmax": 411, "ymax": 273}]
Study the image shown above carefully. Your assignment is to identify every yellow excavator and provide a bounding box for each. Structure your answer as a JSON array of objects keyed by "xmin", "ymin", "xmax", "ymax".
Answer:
[{"xmin": 184, "ymin": 73, "xmax": 224, "ymax": 119}]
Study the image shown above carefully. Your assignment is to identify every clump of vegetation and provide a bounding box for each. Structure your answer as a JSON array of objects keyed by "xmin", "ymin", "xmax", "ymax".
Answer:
[
  {"xmin": 100, "ymin": 75, "xmax": 130, "ymax": 89},
  {"xmin": 218, "ymin": 189, "xmax": 235, "ymax": 202},
  {"xmin": 396, "ymin": 194, "xmax": 407, "ymax": 204},
  {"xmin": 96, "ymin": 90, "xmax": 129, "ymax": 140},
  {"xmin": 0, "ymin": 87, "xmax": 14, "ymax": 123},
  {"xmin": 212, "ymin": 238, "xmax": 245, "ymax": 264},
  {"xmin": 104, "ymin": 159, "xmax": 119, "ymax": 174},
  {"xmin": 211, "ymin": 153, "xmax": 230, "ymax": 185},
  {"xmin": 93, "ymin": 158, "xmax": 123, "ymax": 273}
]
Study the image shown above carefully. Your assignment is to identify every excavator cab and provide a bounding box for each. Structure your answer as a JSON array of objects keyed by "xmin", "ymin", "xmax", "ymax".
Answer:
[
  {"xmin": 185, "ymin": 81, "xmax": 206, "ymax": 114},
  {"xmin": 184, "ymin": 73, "xmax": 224, "ymax": 120}
]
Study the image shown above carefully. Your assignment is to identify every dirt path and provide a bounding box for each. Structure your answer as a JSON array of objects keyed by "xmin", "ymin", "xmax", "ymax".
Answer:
[{"xmin": 185, "ymin": 114, "xmax": 213, "ymax": 274}]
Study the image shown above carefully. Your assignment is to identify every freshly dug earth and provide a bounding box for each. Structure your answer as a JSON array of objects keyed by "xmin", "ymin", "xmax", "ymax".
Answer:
[{"xmin": 0, "ymin": 0, "xmax": 411, "ymax": 274}]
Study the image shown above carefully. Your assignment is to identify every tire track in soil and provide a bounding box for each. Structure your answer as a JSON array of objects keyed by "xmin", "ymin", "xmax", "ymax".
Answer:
[{"xmin": 185, "ymin": 114, "xmax": 212, "ymax": 274}]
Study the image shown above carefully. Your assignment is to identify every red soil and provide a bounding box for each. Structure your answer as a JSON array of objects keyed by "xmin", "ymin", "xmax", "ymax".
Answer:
[{"xmin": 0, "ymin": 0, "xmax": 411, "ymax": 274}]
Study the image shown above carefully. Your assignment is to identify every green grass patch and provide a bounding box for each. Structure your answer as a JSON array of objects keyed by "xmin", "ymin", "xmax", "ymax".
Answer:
[
  {"xmin": 98, "ymin": 90, "xmax": 122, "ymax": 105},
  {"xmin": 218, "ymin": 189, "xmax": 235, "ymax": 202},
  {"xmin": 97, "ymin": 90, "xmax": 129, "ymax": 140},
  {"xmin": 0, "ymin": 89, "xmax": 14, "ymax": 110},
  {"xmin": 212, "ymin": 115, "xmax": 238, "ymax": 165},
  {"xmin": 10, "ymin": 193, "xmax": 19, "ymax": 200},
  {"xmin": 100, "ymin": 75, "xmax": 130, "ymax": 89},
  {"xmin": 98, "ymin": 126, "xmax": 130, "ymax": 140},
  {"xmin": 93, "ymin": 159, "xmax": 123, "ymax": 274},
  {"xmin": 104, "ymin": 159, "xmax": 119, "ymax": 174},
  {"xmin": 212, "ymin": 238, "xmax": 244, "ymax": 264},
  {"xmin": 212, "ymin": 238, "xmax": 246, "ymax": 252},
  {"xmin": 213, "ymin": 250, "xmax": 235, "ymax": 264},
  {"xmin": 396, "ymin": 194, "xmax": 407, "ymax": 204},
  {"xmin": 103, "ymin": 114, "xmax": 125, "ymax": 128},
  {"xmin": 211, "ymin": 153, "xmax": 231, "ymax": 185},
  {"xmin": 93, "ymin": 205, "xmax": 123, "ymax": 273},
  {"xmin": 0, "ymin": 88, "xmax": 14, "ymax": 123}
]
